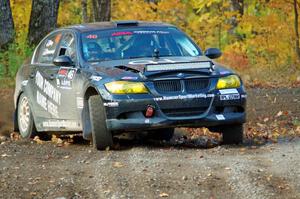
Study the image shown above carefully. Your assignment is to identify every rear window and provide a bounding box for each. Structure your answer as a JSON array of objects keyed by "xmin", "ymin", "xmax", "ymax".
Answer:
[
  {"xmin": 35, "ymin": 33, "xmax": 62, "ymax": 64},
  {"xmin": 81, "ymin": 27, "xmax": 201, "ymax": 62}
]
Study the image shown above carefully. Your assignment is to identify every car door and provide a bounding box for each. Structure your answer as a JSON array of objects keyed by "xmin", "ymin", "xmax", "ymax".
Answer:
[
  {"xmin": 47, "ymin": 31, "xmax": 82, "ymax": 130},
  {"xmin": 26, "ymin": 31, "xmax": 63, "ymax": 130}
]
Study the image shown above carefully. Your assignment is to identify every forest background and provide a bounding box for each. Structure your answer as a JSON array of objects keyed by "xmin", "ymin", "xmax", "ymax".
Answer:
[{"xmin": 1, "ymin": 0, "xmax": 300, "ymax": 88}]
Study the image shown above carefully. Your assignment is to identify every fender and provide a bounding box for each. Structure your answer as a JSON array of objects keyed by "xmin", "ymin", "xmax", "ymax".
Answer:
[
  {"xmin": 14, "ymin": 80, "xmax": 40, "ymax": 132},
  {"xmin": 81, "ymin": 83, "xmax": 101, "ymax": 140}
]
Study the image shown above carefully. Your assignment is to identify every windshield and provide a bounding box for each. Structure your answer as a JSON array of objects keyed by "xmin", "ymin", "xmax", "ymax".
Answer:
[{"xmin": 81, "ymin": 27, "xmax": 201, "ymax": 62}]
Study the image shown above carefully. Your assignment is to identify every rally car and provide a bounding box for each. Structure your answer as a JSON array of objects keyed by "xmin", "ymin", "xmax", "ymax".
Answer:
[{"xmin": 14, "ymin": 21, "xmax": 246, "ymax": 150}]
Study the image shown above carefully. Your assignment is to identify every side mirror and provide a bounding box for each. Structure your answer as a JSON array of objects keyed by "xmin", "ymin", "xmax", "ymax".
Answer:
[
  {"xmin": 53, "ymin": 55, "xmax": 74, "ymax": 67},
  {"xmin": 205, "ymin": 48, "xmax": 222, "ymax": 59}
]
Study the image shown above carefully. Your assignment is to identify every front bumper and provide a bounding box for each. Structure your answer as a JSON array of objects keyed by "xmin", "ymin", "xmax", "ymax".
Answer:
[
  {"xmin": 103, "ymin": 88, "xmax": 247, "ymax": 132},
  {"xmin": 107, "ymin": 112, "xmax": 245, "ymax": 131}
]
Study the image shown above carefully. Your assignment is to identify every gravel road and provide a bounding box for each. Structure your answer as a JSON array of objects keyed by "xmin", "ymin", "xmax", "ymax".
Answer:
[{"xmin": 0, "ymin": 88, "xmax": 300, "ymax": 199}]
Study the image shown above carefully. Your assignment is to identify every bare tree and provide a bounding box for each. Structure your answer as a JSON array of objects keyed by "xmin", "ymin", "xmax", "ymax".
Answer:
[
  {"xmin": 27, "ymin": 0, "xmax": 60, "ymax": 46},
  {"xmin": 229, "ymin": 0, "xmax": 244, "ymax": 39},
  {"xmin": 294, "ymin": 0, "xmax": 300, "ymax": 60},
  {"xmin": 92, "ymin": 0, "xmax": 111, "ymax": 22},
  {"xmin": 0, "ymin": 0, "xmax": 15, "ymax": 49},
  {"xmin": 82, "ymin": 0, "xmax": 88, "ymax": 23}
]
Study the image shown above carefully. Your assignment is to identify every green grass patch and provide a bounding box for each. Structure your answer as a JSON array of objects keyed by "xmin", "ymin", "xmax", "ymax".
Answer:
[
  {"xmin": 0, "ymin": 77, "xmax": 15, "ymax": 88},
  {"xmin": 0, "ymin": 42, "xmax": 33, "ymax": 81}
]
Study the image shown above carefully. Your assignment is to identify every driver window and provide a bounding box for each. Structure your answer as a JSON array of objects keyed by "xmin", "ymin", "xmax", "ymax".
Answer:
[{"xmin": 58, "ymin": 33, "xmax": 77, "ymax": 63}]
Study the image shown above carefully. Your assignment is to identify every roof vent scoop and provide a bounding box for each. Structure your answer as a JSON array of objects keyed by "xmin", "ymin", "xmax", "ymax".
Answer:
[{"xmin": 115, "ymin": 20, "xmax": 139, "ymax": 27}]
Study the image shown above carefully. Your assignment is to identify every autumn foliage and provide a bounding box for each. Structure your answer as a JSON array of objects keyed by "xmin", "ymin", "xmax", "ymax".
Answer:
[{"xmin": 1, "ymin": 0, "xmax": 300, "ymax": 86}]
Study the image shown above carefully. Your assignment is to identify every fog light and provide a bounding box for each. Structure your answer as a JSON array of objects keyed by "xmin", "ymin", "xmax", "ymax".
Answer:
[{"xmin": 145, "ymin": 106, "xmax": 155, "ymax": 118}]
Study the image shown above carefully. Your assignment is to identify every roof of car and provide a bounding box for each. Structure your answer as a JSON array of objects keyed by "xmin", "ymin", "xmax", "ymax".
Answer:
[{"xmin": 64, "ymin": 20, "xmax": 176, "ymax": 32}]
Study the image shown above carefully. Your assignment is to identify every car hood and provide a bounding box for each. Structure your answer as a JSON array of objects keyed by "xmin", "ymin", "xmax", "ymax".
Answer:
[{"xmin": 88, "ymin": 56, "xmax": 233, "ymax": 80}]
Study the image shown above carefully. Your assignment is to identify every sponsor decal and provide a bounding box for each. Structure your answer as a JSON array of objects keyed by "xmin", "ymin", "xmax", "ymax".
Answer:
[
  {"xmin": 42, "ymin": 120, "xmax": 78, "ymax": 128},
  {"xmin": 36, "ymin": 90, "xmax": 59, "ymax": 118},
  {"xmin": 103, "ymin": 102, "xmax": 119, "ymax": 107},
  {"xmin": 60, "ymin": 79, "xmax": 72, "ymax": 89},
  {"xmin": 57, "ymin": 67, "xmax": 77, "ymax": 89},
  {"xmin": 241, "ymin": 94, "xmax": 247, "ymax": 98},
  {"xmin": 55, "ymin": 33, "xmax": 62, "ymax": 44},
  {"xmin": 220, "ymin": 94, "xmax": 240, "ymax": 101},
  {"xmin": 21, "ymin": 80, "xmax": 28, "ymax": 86},
  {"xmin": 42, "ymin": 49, "xmax": 55, "ymax": 56},
  {"xmin": 112, "ymin": 31, "xmax": 133, "ymax": 36},
  {"xmin": 216, "ymin": 114, "xmax": 225, "ymax": 120},
  {"xmin": 90, "ymin": 75, "xmax": 102, "ymax": 81},
  {"xmin": 45, "ymin": 40, "xmax": 54, "ymax": 47},
  {"xmin": 58, "ymin": 67, "xmax": 77, "ymax": 80},
  {"xmin": 219, "ymin": 89, "xmax": 239, "ymax": 95},
  {"xmin": 58, "ymin": 68, "xmax": 68, "ymax": 76},
  {"xmin": 154, "ymin": 93, "xmax": 214, "ymax": 102},
  {"xmin": 219, "ymin": 71, "xmax": 230, "ymax": 75},
  {"xmin": 36, "ymin": 71, "xmax": 61, "ymax": 105},
  {"xmin": 67, "ymin": 69, "xmax": 76, "ymax": 80},
  {"xmin": 76, "ymin": 97, "xmax": 84, "ymax": 109},
  {"xmin": 35, "ymin": 71, "xmax": 61, "ymax": 118},
  {"xmin": 133, "ymin": 31, "xmax": 169, "ymax": 34},
  {"xmin": 86, "ymin": 34, "xmax": 98, "ymax": 39},
  {"xmin": 121, "ymin": 76, "xmax": 138, "ymax": 80}
]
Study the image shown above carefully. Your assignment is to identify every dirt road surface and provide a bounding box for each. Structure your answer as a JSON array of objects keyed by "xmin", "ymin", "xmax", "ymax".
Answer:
[{"xmin": 0, "ymin": 88, "xmax": 300, "ymax": 199}]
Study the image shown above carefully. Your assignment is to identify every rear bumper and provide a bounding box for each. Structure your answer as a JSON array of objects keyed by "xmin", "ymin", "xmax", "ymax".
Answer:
[{"xmin": 104, "ymin": 88, "xmax": 247, "ymax": 132}]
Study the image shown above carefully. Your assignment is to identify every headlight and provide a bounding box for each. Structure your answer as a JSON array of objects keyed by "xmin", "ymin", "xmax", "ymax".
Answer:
[
  {"xmin": 216, "ymin": 75, "xmax": 241, "ymax": 89},
  {"xmin": 105, "ymin": 81, "xmax": 148, "ymax": 94}
]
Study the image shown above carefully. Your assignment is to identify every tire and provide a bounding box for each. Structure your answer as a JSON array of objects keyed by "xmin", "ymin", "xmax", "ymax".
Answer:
[
  {"xmin": 147, "ymin": 128, "xmax": 174, "ymax": 141},
  {"xmin": 17, "ymin": 93, "xmax": 36, "ymax": 138},
  {"xmin": 220, "ymin": 124, "xmax": 244, "ymax": 145},
  {"xmin": 88, "ymin": 95, "xmax": 113, "ymax": 150}
]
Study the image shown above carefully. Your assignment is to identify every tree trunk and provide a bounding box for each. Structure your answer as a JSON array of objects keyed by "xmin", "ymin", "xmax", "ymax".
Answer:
[
  {"xmin": 27, "ymin": 0, "xmax": 60, "ymax": 46},
  {"xmin": 229, "ymin": 0, "xmax": 244, "ymax": 38},
  {"xmin": 294, "ymin": 0, "xmax": 300, "ymax": 60},
  {"xmin": 92, "ymin": 0, "xmax": 111, "ymax": 22},
  {"xmin": 81, "ymin": 0, "xmax": 88, "ymax": 23},
  {"xmin": 0, "ymin": 0, "xmax": 15, "ymax": 49}
]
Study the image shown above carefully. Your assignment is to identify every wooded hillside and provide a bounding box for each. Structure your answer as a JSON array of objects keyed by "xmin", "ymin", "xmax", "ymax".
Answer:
[{"xmin": 1, "ymin": 0, "xmax": 300, "ymax": 86}]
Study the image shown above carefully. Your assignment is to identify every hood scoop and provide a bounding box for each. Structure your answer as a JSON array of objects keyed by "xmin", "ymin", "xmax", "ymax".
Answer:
[{"xmin": 114, "ymin": 65, "xmax": 140, "ymax": 73}]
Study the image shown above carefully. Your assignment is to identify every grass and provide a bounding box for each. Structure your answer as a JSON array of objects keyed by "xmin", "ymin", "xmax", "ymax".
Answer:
[
  {"xmin": 0, "ymin": 42, "xmax": 33, "ymax": 88},
  {"xmin": 0, "ymin": 78, "xmax": 15, "ymax": 88}
]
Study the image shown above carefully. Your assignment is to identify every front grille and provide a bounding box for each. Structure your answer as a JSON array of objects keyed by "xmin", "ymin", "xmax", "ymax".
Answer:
[
  {"xmin": 154, "ymin": 80, "xmax": 181, "ymax": 93},
  {"xmin": 154, "ymin": 78, "xmax": 209, "ymax": 93},
  {"xmin": 162, "ymin": 107, "xmax": 207, "ymax": 117},
  {"xmin": 185, "ymin": 79, "xmax": 209, "ymax": 92}
]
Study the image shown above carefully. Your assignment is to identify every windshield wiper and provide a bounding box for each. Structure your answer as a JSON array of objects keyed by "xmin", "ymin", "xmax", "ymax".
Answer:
[
  {"xmin": 89, "ymin": 58, "xmax": 112, "ymax": 62},
  {"xmin": 128, "ymin": 55, "xmax": 153, "ymax": 59}
]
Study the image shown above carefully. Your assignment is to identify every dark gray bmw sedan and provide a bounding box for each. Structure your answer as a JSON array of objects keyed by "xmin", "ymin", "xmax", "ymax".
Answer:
[{"xmin": 14, "ymin": 21, "xmax": 246, "ymax": 150}]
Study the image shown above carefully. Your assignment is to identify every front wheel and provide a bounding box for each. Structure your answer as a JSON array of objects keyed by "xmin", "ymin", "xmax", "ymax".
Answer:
[
  {"xmin": 219, "ymin": 124, "xmax": 244, "ymax": 145},
  {"xmin": 88, "ymin": 95, "xmax": 113, "ymax": 150},
  {"xmin": 17, "ymin": 93, "xmax": 36, "ymax": 138}
]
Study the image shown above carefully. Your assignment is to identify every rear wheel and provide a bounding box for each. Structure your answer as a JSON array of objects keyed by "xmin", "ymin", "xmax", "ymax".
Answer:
[
  {"xmin": 88, "ymin": 95, "xmax": 113, "ymax": 150},
  {"xmin": 147, "ymin": 128, "xmax": 174, "ymax": 141},
  {"xmin": 17, "ymin": 93, "xmax": 36, "ymax": 138},
  {"xmin": 219, "ymin": 124, "xmax": 244, "ymax": 145}
]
